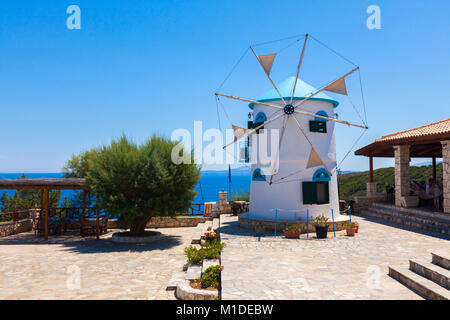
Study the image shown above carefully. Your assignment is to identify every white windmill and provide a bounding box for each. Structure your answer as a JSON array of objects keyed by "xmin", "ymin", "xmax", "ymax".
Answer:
[{"xmin": 215, "ymin": 34, "xmax": 368, "ymax": 223}]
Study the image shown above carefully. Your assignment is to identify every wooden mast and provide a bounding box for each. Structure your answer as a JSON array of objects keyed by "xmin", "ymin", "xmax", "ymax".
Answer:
[
  {"xmin": 44, "ymin": 188, "xmax": 49, "ymax": 241},
  {"xmin": 96, "ymin": 194, "xmax": 100, "ymax": 240},
  {"xmin": 432, "ymin": 157, "xmax": 437, "ymax": 181}
]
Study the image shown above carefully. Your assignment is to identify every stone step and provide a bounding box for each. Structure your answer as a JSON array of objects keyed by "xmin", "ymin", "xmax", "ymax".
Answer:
[
  {"xmin": 389, "ymin": 266, "xmax": 449, "ymax": 300},
  {"xmin": 409, "ymin": 259, "xmax": 450, "ymax": 290},
  {"xmin": 185, "ymin": 264, "xmax": 202, "ymax": 281},
  {"xmin": 202, "ymin": 259, "xmax": 220, "ymax": 275},
  {"xmin": 166, "ymin": 270, "xmax": 186, "ymax": 291},
  {"xmin": 370, "ymin": 205, "xmax": 450, "ymax": 227},
  {"xmin": 372, "ymin": 203, "xmax": 450, "ymax": 221},
  {"xmin": 432, "ymin": 251, "xmax": 450, "ymax": 270},
  {"xmin": 359, "ymin": 209, "xmax": 449, "ymax": 235},
  {"xmin": 191, "ymin": 222, "xmax": 206, "ymax": 244},
  {"xmin": 212, "ymin": 218, "xmax": 220, "ymax": 232}
]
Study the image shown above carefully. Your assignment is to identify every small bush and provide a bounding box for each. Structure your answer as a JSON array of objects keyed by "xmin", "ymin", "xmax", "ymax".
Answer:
[
  {"xmin": 312, "ymin": 215, "xmax": 329, "ymax": 227},
  {"xmin": 286, "ymin": 223, "xmax": 303, "ymax": 232},
  {"xmin": 184, "ymin": 246, "xmax": 204, "ymax": 265},
  {"xmin": 184, "ymin": 241, "xmax": 226, "ymax": 265},
  {"xmin": 201, "ymin": 265, "xmax": 221, "ymax": 288}
]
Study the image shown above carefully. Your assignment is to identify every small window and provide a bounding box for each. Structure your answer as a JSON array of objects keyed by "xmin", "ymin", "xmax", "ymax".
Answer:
[
  {"xmin": 309, "ymin": 120, "xmax": 327, "ymax": 133},
  {"xmin": 252, "ymin": 168, "xmax": 266, "ymax": 181},
  {"xmin": 254, "ymin": 112, "xmax": 267, "ymax": 123},
  {"xmin": 314, "ymin": 110, "xmax": 329, "ymax": 122},
  {"xmin": 302, "ymin": 181, "xmax": 329, "ymax": 204},
  {"xmin": 313, "ymin": 168, "xmax": 331, "ymax": 181},
  {"xmin": 253, "ymin": 112, "xmax": 267, "ymax": 134}
]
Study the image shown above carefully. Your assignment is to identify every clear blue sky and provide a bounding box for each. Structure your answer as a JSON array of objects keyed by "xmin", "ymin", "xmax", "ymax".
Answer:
[{"xmin": 0, "ymin": 0, "xmax": 449, "ymax": 172}]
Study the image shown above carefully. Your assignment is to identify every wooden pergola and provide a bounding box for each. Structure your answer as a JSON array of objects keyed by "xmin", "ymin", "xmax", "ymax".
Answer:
[
  {"xmin": 355, "ymin": 119, "xmax": 450, "ymax": 182},
  {"xmin": 0, "ymin": 178, "xmax": 100, "ymax": 241}
]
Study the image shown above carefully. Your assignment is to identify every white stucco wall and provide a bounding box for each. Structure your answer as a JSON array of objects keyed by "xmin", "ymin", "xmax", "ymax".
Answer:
[{"xmin": 248, "ymin": 99, "xmax": 343, "ymax": 222}]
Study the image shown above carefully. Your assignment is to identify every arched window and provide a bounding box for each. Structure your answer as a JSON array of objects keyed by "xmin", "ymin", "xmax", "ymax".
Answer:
[
  {"xmin": 310, "ymin": 111, "xmax": 328, "ymax": 133},
  {"xmin": 314, "ymin": 110, "xmax": 329, "ymax": 121},
  {"xmin": 254, "ymin": 112, "xmax": 267, "ymax": 124},
  {"xmin": 252, "ymin": 168, "xmax": 266, "ymax": 181},
  {"xmin": 313, "ymin": 168, "xmax": 331, "ymax": 181}
]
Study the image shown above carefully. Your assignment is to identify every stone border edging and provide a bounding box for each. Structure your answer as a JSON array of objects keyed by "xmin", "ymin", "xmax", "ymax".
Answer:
[
  {"xmin": 111, "ymin": 231, "xmax": 163, "ymax": 243},
  {"xmin": 176, "ymin": 280, "xmax": 218, "ymax": 300}
]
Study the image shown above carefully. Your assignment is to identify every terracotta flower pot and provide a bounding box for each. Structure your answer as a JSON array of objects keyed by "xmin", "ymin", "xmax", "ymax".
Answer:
[
  {"xmin": 354, "ymin": 225, "xmax": 359, "ymax": 233},
  {"xmin": 284, "ymin": 230, "xmax": 300, "ymax": 239},
  {"xmin": 346, "ymin": 227, "xmax": 356, "ymax": 237}
]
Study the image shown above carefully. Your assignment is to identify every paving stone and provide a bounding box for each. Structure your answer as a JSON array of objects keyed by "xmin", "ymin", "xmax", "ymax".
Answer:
[
  {"xmin": 220, "ymin": 214, "xmax": 448, "ymax": 300},
  {"xmin": 0, "ymin": 226, "xmax": 198, "ymax": 300}
]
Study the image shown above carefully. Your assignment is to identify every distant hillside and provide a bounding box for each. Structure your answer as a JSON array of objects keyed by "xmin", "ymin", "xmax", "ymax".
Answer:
[{"xmin": 338, "ymin": 163, "xmax": 443, "ymax": 201}]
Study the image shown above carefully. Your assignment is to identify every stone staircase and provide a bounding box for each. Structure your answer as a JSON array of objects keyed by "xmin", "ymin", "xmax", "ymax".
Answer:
[
  {"xmin": 358, "ymin": 202, "xmax": 450, "ymax": 236},
  {"xmin": 191, "ymin": 218, "xmax": 219, "ymax": 244},
  {"xmin": 389, "ymin": 251, "xmax": 450, "ymax": 300}
]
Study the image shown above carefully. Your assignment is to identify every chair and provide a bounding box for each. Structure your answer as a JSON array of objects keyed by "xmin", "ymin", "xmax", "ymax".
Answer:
[
  {"xmin": 101, "ymin": 215, "xmax": 108, "ymax": 234},
  {"xmin": 79, "ymin": 215, "xmax": 96, "ymax": 236}
]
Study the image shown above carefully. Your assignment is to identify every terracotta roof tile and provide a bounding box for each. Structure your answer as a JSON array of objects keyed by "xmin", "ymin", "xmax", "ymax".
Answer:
[{"xmin": 375, "ymin": 118, "xmax": 450, "ymax": 142}]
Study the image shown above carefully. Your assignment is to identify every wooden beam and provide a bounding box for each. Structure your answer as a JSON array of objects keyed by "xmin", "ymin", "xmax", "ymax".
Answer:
[
  {"xmin": 96, "ymin": 194, "xmax": 100, "ymax": 240},
  {"xmin": 82, "ymin": 190, "xmax": 87, "ymax": 217},
  {"xmin": 432, "ymin": 157, "xmax": 437, "ymax": 181},
  {"xmin": 369, "ymin": 156, "xmax": 374, "ymax": 182},
  {"xmin": 40, "ymin": 189, "xmax": 44, "ymax": 221},
  {"xmin": 44, "ymin": 188, "xmax": 49, "ymax": 241}
]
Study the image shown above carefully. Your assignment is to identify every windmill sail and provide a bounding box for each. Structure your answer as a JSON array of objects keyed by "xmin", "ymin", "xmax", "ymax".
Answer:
[
  {"xmin": 232, "ymin": 125, "xmax": 249, "ymax": 142},
  {"xmin": 323, "ymin": 76, "xmax": 348, "ymax": 95},
  {"xmin": 306, "ymin": 148, "xmax": 325, "ymax": 168},
  {"xmin": 257, "ymin": 53, "xmax": 276, "ymax": 75}
]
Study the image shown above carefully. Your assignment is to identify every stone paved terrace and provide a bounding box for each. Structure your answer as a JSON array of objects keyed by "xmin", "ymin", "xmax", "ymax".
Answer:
[
  {"xmin": 0, "ymin": 227, "xmax": 198, "ymax": 300},
  {"xmin": 220, "ymin": 214, "xmax": 450, "ymax": 300}
]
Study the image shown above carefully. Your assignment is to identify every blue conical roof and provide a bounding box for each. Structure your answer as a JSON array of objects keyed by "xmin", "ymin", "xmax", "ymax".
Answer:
[{"xmin": 248, "ymin": 76, "xmax": 339, "ymax": 109}]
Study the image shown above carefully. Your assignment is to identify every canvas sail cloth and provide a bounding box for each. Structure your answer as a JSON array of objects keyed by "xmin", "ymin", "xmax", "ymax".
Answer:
[
  {"xmin": 323, "ymin": 76, "xmax": 348, "ymax": 95},
  {"xmin": 232, "ymin": 125, "xmax": 250, "ymax": 142},
  {"xmin": 257, "ymin": 53, "xmax": 276, "ymax": 75},
  {"xmin": 306, "ymin": 147, "xmax": 332, "ymax": 175}
]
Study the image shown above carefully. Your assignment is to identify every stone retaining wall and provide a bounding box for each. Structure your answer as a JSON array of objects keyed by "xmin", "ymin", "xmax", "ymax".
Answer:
[
  {"xmin": 0, "ymin": 219, "xmax": 33, "ymax": 238},
  {"xmin": 106, "ymin": 216, "xmax": 211, "ymax": 229},
  {"xmin": 238, "ymin": 215, "xmax": 349, "ymax": 233},
  {"xmin": 353, "ymin": 194, "xmax": 387, "ymax": 213}
]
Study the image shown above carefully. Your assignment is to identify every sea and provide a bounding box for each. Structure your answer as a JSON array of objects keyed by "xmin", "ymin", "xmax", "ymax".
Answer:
[{"xmin": 0, "ymin": 170, "xmax": 251, "ymax": 206}]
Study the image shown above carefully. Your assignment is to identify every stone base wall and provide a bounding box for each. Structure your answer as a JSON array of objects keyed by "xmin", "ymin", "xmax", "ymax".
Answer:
[
  {"xmin": 0, "ymin": 219, "xmax": 33, "ymax": 238},
  {"xmin": 238, "ymin": 215, "xmax": 349, "ymax": 233},
  {"xmin": 146, "ymin": 216, "xmax": 211, "ymax": 228},
  {"xmin": 353, "ymin": 194, "xmax": 387, "ymax": 213}
]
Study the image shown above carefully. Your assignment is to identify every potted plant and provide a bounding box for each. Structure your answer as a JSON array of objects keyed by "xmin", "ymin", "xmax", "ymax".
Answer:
[
  {"xmin": 284, "ymin": 223, "xmax": 303, "ymax": 239},
  {"xmin": 312, "ymin": 215, "xmax": 329, "ymax": 239},
  {"xmin": 353, "ymin": 221, "xmax": 359, "ymax": 233},
  {"xmin": 204, "ymin": 232, "xmax": 217, "ymax": 242},
  {"xmin": 343, "ymin": 221, "xmax": 357, "ymax": 237}
]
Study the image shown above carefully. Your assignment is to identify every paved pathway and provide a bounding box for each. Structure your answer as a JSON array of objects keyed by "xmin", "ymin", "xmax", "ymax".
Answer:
[
  {"xmin": 0, "ymin": 227, "xmax": 197, "ymax": 300},
  {"xmin": 220, "ymin": 215, "xmax": 449, "ymax": 300}
]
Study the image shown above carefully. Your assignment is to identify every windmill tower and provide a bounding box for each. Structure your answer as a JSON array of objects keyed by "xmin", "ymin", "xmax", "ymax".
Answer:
[{"xmin": 216, "ymin": 34, "xmax": 368, "ymax": 223}]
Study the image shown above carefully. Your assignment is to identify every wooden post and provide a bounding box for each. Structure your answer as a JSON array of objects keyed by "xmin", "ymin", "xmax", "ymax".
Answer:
[
  {"xmin": 44, "ymin": 188, "xmax": 49, "ymax": 241},
  {"xmin": 96, "ymin": 194, "xmax": 100, "ymax": 240},
  {"xmin": 82, "ymin": 190, "xmax": 87, "ymax": 216},
  {"xmin": 369, "ymin": 156, "xmax": 374, "ymax": 183},
  {"xmin": 40, "ymin": 189, "xmax": 44, "ymax": 221},
  {"xmin": 432, "ymin": 157, "xmax": 437, "ymax": 181}
]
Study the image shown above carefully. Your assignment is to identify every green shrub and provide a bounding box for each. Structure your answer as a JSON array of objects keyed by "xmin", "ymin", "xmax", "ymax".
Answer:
[
  {"xmin": 286, "ymin": 223, "xmax": 303, "ymax": 232},
  {"xmin": 312, "ymin": 215, "xmax": 329, "ymax": 227},
  {"xmin": 232, "ymin": 189, "xmax": 249, "ymax": 202},
  {"xmin": 201, "ymin": 265, "xmax": 221, "ymax": 288},
  {"xmin": 184, "ymin": 246, "xmax": 207, "ymax": 265},
  {"xmin": 184, "ymin": 241, "xmax": 226, "ymax": 265}
]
